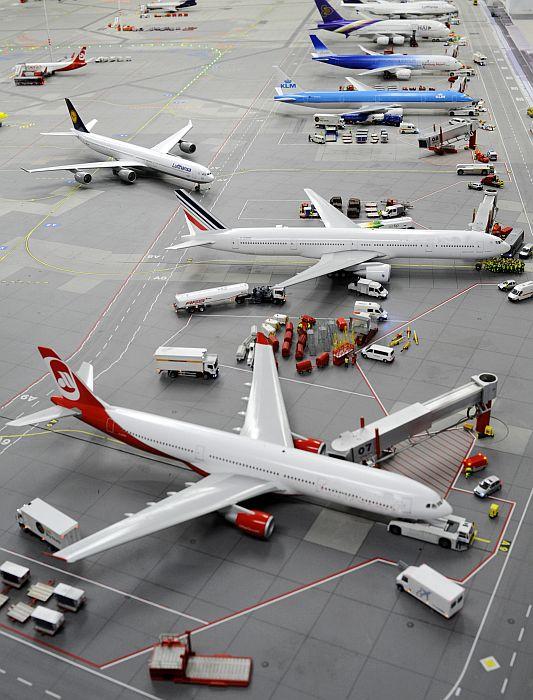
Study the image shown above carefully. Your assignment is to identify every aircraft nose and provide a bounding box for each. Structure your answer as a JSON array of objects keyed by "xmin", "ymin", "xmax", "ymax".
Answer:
[
  {"xmin": 206, "ymin": 172, "xmax": 215, "ymax": 183},
  {"xmin": 438, "ymin": 500, "xmax": 453, "ymax": 518}
]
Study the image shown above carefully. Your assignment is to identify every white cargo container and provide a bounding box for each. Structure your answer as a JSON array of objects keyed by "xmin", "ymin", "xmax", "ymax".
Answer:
[
  {"xmin": 396, "ymin": 564, "xmax": 465, "ymax": 618},
  {"xmin": 0, "ymin": 561, "xmax": 30, "ymax": 589},
  {"xmin": 154, "ymin": 346, "xmax": 219, "ymax": 379},
  {"xmin": 174, "ymin": 284, "xmax": 249, "ymax": 313},
  {"xmin": 313, "ymin": 113, "xmax": 345, "ymax": 128},
  {"xmin": 54, "ymin": 583, "xmax": 86, "ymax": 612},
  {"xmin": 348, "ymin": 277, "xmax": 388, "ymax": 299},
  {"xmin": 388, "ymin": 514, "xmax": 475, "ymax": 551},
  {"xmin": 31, "ymin": 606, "xmax": 65, "ymax": 636},
  {"xmin": 17, "ymin": 499, "xmax": 80, "ymax": 550}
]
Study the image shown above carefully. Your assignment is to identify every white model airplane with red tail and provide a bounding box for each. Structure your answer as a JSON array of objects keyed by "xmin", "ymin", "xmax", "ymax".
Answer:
[
  {"xmin": 7, "ymin": 338, "xmax": 452, "ymax": 563},
  {"xmin": 15, "ymin": 47, "xmax": 88, "ymax": 77}
]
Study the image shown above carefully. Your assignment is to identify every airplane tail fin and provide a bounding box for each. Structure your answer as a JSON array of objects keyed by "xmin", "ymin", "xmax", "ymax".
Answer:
[
  {"xmin": 65, "ymin": 98, "xmax": 89, "ymax": 133},
  {"xmin": 5, "ymin": 350, "xmax": 102, "ymax": 427},
  {"xmin": 309, "ymin": 34, "xmax": 332, "ymax": 55},
  {"xmin": 166, "ymin": 189, "xmax": 224, "ymax": 250},
  {"xmin": 314, "ymin": 0, "xmax": 345, "ymax": 23},
  {"xmin": 72, "ymin": 46, "xmax": 87, "ymax": 66},
  {"xmin": 273, "ymin": 66, "xmax": 302, "ymax": 97}
]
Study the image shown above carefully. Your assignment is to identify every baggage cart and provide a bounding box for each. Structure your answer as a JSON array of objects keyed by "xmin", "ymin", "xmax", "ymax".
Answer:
[
  {"xmin": 31, "ymin": 606, "xmax": 65, "ymax": 636},
  {"xmin": 54, "ymin": 583, "xmax": 86, "ymax": 611},
  {"xmin": 316, "ymin": 352, "xmax": 329, "ymax": 368},
  {"xmin": 296, "ymin": 360, "xmax": 313, "ymax": 375},
  {"xmin": 1, "ymin": 561, "xmax": 30, "ymax": 589}
]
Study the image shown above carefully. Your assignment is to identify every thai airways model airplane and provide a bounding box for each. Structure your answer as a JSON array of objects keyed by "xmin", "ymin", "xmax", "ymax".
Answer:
[
  {"xmin": 313, "ymin": 0, "xmax": 450, "ymax": 43},
  {"xmin": 166, "ymin": 189, "xmax": 509, "ymax": 288},
  {"xmin": 7, "ymin": 339, "xmax": 453, "ymax": 563},
  {"xmin": 22, "ymin": 99, "xmax": 214, "ymax": 189},
  {"xmin": 274, "ymin": 71, "xmax": 478, "ymax": 114},
  {"xmin": 310, "ymin": 35, "xmax": 463, "ymax": 79},
  {"xmin": 15, "ymin": 47, "xmax": 87, "ymax": 77},
  {"xmin": 342, "ymin": 0, "xmax": 457, "ymax": 18}
]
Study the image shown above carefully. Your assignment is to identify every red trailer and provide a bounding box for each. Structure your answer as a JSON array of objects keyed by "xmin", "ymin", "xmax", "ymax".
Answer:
[
  {"xmin": 296, "ymin": 359, "xmax": 313, "ymax": 374},
  {"xmin": 295, "ymin": 342, "xmax": 305, "ymax": 361},
  {"xmin": 336, "ymin": 317, "xmax": 348, "ymax": 332},
  {"xmin": 268, "ymin": 334, "xmax": 279, "ymax": 352},
  {"xmin": 316, "ymin": 352, "xmax": 329, "ymax": 368},
  {"xmin": 282, "ymin": 340, "xmax": 291, "ymax": 358}
]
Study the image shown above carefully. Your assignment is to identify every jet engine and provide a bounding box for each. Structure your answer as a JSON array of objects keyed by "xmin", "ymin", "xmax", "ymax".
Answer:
[
  {"xmin": 395, "ymin": 68, "xmax": 411, "ymax": 80},
  {"xmin": 376, "ymin": 35, "xmax": 389, "ymax": 46},
  {"xmin": 74, "ymin": 171, "xmax": 92, "ymax": 184},
  {"xmin": 221, "ymin": 505, "xmax": 275, "ymax": 539},
  {"xmin": 179, "ymin": 141, "xmax": 196, "ymax": 154},
  {"xmin": 293, "ymin": 436, "xmax": 326, "ymax": 455},
  {"xmin": 117, "ymin": 168, "xmax": 137, "ymax": 183},
  {"xmin": 392, "ymin": 35, "xmax": 405, "ymax": 45},
  {"xmin": 356, "ymin": 263, "xmax": 391, "ymax": 283}
]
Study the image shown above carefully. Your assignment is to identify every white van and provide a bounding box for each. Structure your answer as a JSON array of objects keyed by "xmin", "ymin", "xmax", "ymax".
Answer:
[
  {"xmin": 360, "ymin": 343, "xmax": 394, "ymax": 363},
  {"xmin": 473, "ymin": 52, "xmax": 487, "ymax": 66},
  {"xmin": 399, "ymin": 123, "xmax": 419, "ymax": 134},
  {"xmin": 508, "ymin": 280, "xmax": 533, "ymax": 302},
  {"xmin": 353, "ymin": 301, "xmax": 388, "ymax": 320},
  {"xmin": 396, "ymin": 564, "xmax": 465, "ymax": 618}
]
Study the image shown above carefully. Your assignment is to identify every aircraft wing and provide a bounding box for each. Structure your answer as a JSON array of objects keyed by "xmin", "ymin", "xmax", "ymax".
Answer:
[
  {"xmin": 22, "ymin": 160, "xmax": 144, "ymax": 174},
  {"xmin": 304, "ymin": 188, "xmax": 357, "ymax": 228},
  {"xmin": 54, "ymin": 473, "xmax": 276, "ymax": 563},
  {"xmin": 152, "ymin": 121, "xmax": 193, "ymax": 154},
  {"xmin": 276, "ymin": 250, "xmax": 380, "ymax": 289},
  {"xmin": 344, "ymin": 103, "xmax": 402, "ymax": 116},
  {"xmin": 240, "ymin": 334, "xmax": 293, "ymax": 447},
  {"xmin": 359, "ymin": 65, "xmax": 412, "ymax": 76}
]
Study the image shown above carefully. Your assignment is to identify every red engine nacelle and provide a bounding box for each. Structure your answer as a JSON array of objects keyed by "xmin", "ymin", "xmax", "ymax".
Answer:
[
  {"xmin": 293, "ymin": 436, "xmax": 326, "ymax": 455},
  {"xmin": 222, "ymin": 506, "xmax": 275, "ymax": 539}
]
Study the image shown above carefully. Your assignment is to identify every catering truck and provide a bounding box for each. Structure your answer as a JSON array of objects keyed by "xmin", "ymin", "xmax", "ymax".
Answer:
[
  {"xmin": 174, "ymin": 284, "xmax": 286, "ymax": 313},
  {"xmin": 154, "ymin": 346, "xmax": 219, "ymax": 379},
  {"xmin": 16, "ymin": 498, "xmax": 81, "ymax": 550},
  {"xmin": 388, "ymin": 514, "xmax": 475, "ymax": 550},
  {"xmin": 396, "ymin": 564, "xmax": 465, "ymax": 618}
]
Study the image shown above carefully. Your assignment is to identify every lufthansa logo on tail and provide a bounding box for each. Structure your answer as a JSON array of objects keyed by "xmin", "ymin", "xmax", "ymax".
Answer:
[{"xmin": 70, "ymin": 110, "xmax": 78, "ymax": 123}]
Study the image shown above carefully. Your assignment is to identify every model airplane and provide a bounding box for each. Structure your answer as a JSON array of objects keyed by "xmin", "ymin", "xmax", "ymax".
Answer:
[
  {"xmin": 310, "ymin": 35, "xmax": 463, "ymax": 79},
  {"xmin": 14, "ymin": 47, "xmax": 87, "ymax": 77},
  {"xmin": 141, "ymin": 0, "xmax": 197, "ymax": 10},
  {"xmin": 6, "ymin": 339, "xmax": 452, "ymax": 563},
  {"xmin": 313, "ymin": 0, "xmax": 450, "ymax": 42},
  {"xmin": 275, "ymin": 70, "xmax": 478, "ymax": 113},
  {"xmin": 342, "ymin": 0, "xmax": 457, "ymax": 19},
  {"xmin": 22, "ymin": 99, "xmax": 214, "ymax": 189},
  {"xmin": 166, "ymin": 188, "xmax": 509, "ymax": 288}
]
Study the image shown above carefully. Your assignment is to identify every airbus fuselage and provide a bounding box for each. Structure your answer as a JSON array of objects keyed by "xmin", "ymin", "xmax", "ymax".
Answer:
[{"xmin": 347, "ymin": 1, "xmax": 457, "ymax": 17}]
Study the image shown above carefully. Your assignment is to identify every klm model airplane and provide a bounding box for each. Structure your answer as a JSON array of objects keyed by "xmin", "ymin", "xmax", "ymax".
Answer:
[
  {"xmin": 274, "ymin": 70, "xmax": 478, "ymax": 114},
  {"xmin": 310, "ymin": 35, "xmax": 463, "ymax": 80}
]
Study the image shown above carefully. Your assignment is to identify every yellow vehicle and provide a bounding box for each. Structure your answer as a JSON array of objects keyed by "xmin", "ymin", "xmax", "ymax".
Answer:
[
  {"xmin": 473, "ymin": 0, "xmax": 478, "ymax": 5},
  {"xmin": 527, "ymin": 107, "xmax": 533, "ymax": 118},
  {"xmin": 0, "ymin": 112, "xmax": 7, "ymax": 126},
  {"xmin": 488, "ymin": 503, "xmax": 499, "ymax": 519}
]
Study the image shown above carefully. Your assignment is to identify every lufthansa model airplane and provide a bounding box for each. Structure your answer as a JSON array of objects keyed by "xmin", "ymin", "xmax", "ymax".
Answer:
[
  {"xmin": 23, "ymin": 99, "xmax": 214, "ymax": 189},
  {"xmin": 313, "ymin": 0, "xmax": 450, "ymax": 42},
  {"xmin": 7, "ymin": 338, "xmax": 452, "ymax": 562},
  {"xmin": 274, "ymin": 70, "xmax": 478, "ymax": 113},
  {"xmin": 341, "ymin": 0, "xmax": 457, "ymax": 19},
  {"xmin": 310, "ymin": 35, "xmax": 463, "ymax": 80},
  {"xmin": 166, "ymin": 189, "xmax": 509, "ymax": 288}
]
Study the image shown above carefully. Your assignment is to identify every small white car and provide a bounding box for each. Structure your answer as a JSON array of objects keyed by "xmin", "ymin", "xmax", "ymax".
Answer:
[
  {"xmin": 519, "ymin": 243, "xmax": 533, "ymax": 260},
  {"xmin": 473, "ymin": 475, "xmax": 502, "ymax": 498},
  {"xmin": 468, "ymin": 182, "xmax": 483, "ymax": 191},
  {"xmin": 360, "ymin": 344, "xmax": 394, "ymax": 363},
  {"xmin": 449, "ymin": 117, "xmax": 469, "ymax": 125},
  {"xmin": 498, "ymin": 279, "xmax": 516, "ymax": 291}
]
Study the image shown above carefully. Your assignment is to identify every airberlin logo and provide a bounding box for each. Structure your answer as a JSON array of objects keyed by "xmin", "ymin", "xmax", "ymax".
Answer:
[
  {"xmin": 79, "ymin": 49, "xmax": 86, "ymax": 61},
  {"xmin": 49, "ymin": 358, "xmax": 80, "ymax": 401}
]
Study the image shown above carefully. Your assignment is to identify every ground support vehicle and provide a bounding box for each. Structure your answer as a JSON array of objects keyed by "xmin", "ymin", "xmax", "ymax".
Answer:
[
  {"xmin": 154, "ymin": 347, "xmax": 219, "ymax": 379},
  {"xmin": 457, "ymin": 163, "xmax": 494, "ymax": 176},
  {"xmin": 348, "ymin": 278, "xmax": 388, "ymax": 299},
  {"xmin": 388, "ymin": 514, "xmax": 475, "ymax": 550},
  {"xmin": 396, "ymin": 564, "xmax": 465, "ymax": 618},
  {"xmin": 462, "ymin": 452, "xmax": 488, "ymax": 477},
  {"xmin": 240, "ymin": 286, "xmax": 286, "ymax": 305},
  {"xmin": 17, "ymin": 499, "xmax": 80, "ymax": 549},
  {"xmin": 519, "ymin": 243, "xmax": 533, "ymax": 260},
  {"xmin": 501, "ymin": 230, "xmax": 524, "ymax": 258},
  {"xmin": 473, "ymin": 475, "xmax": 502, "ymax": 498},
  {"xmin": 508, "ymin": 281, "xmax": 533, "ymax": 302},
  {"xmin": 174, "ymin": 284, "xmax": 249, "ymax": 313},
  {"xmin": 300, "ymin": 201, "xmax": 319, "ymax": 218}
]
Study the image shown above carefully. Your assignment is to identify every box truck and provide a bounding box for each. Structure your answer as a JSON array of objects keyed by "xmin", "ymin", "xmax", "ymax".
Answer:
[
  {"xmin": 348, "ymin": 278, "xmax": 388, "ymax": 299},
  {"xmin": 154, "ymin": 347, "xmax": 219, "ymax": 379},
  {"xmin": 16, "ymin": 498, "xmax": 81, "ymax": 550},
  {"xmin": 396, "ymin": 564, "xmax": 465, "ymax": 618}
]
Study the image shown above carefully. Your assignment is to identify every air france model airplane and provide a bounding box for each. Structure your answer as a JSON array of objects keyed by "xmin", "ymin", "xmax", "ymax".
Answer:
[
  {"xmin": 7, "ymin": 339, "xmax": 452, "ymax": 562},
  {"xmin": 274, "ymin": 71, "xmax": 478, "ymax": 114},
  {"xmin": 310, "ymin": 35, "xmax": 463, "ymax": 80},
  {"xmin": 23, "ymin": 99, "xmax": 214, "ymax": 189},
  {"xmin": 342, "ymin": 0, "xmax": 457, "ymax": 19},
  {"xmin": 167, "ymin": 189, "xmax": 509, "ymax": 288},
  {"xmin": 15, "ymin": 47, "xmax": 87, "ymax": 77},
  {"xmin": 314, "ymin": 0, "xmax": 449, "ymax": 43}
]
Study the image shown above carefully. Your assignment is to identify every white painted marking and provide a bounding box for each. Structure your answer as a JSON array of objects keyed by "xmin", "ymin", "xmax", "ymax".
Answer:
[
  {"xmin": 526, "ymin": 604, "xmax": 531, "ymax": 618},
  {"xmin": 0, "ymin": 668, "xmax": 5, "ymax": 674},
  {"xmin": 454, "ymin": 688, "xmax": 461, "ymax": 696},
  {"xmin": 509, "ymin": 651, "xmax": 516, "ymax": 668},
  {"xmin": 518, "ymin": 627, "xmax": 524, "ymax": 642},
  {"xmin": 45, "ymin": 691, "xmax": 62, "ymax": 699},
  {"xmin": 17, "ymin": 677, "xmax": 32, "ymax": 686},
  {"xmin": 0, "ymin": 630, "xmax": 161, "ymax": 700},
  {"xmin": 501, "ymin": 678, "xmax": 508, "ymax": 694}
]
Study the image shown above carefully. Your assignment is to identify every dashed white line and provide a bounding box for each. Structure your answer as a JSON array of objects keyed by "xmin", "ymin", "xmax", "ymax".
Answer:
[
  {"xmin": 0, "ymin": 667, "xmax": 5, "ymax": 674},
  {"xmin": 17, "ymin": 677, "xmax": 32, "ymax": 686},
  {"xmin": 500, "ymin": 677, "xmax": 508, "ymax": 694},
  {"xmin": 526, "ymin": 604, "xmax": 531, "ymax": 618},
  {"xmin": 517, "ymin": 627, "xmax": 524, "ymax": 642},
  {"xmin": 509, "ymin": 651, "xmax": 516, "ymax": 668},
  {"xmin": 45, "ymin": 691, "xmax": 62, "ymax": 699}
]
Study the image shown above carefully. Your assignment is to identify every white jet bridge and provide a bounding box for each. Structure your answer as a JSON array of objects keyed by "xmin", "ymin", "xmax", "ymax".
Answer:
[{"xmin": 330, "ymin": 373, "xmax": 497, "ymax": 463}]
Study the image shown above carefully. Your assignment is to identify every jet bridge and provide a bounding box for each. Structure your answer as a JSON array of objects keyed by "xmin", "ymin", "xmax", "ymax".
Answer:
[{"xmin": 330, "ymin": 373, "xmax": 497, "ymax": 462}]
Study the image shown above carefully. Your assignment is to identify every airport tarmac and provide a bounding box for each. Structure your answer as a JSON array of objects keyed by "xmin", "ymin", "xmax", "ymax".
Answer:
[{"xmin": 0, "ymin": 0, "xmax": 532, "ymax": 698}]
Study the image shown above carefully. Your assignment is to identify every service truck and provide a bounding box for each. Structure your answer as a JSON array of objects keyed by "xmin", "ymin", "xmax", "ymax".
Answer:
[
  {"xmin": 348, "ymin": 277, "xmax": 388, "ymax": 299},
  {"xmin": 473, "ymin": 52, "xmax": 487, "ymax": 66},
  {"xmin": 16, "ymin": 498, "xmax": 81, "ymax": 550},
  {"xmin": 456, "ymin": 163, "xmax": 495, "ymax": 176},
  {"xmin": 154, "ymin": 346, "xmax": 219, "ymax": 379},
  {"xmin": 353, "ymin": 300, "xmax": 388, "ymax": 320},
  {"xmin": 508, "ymin": 280, "xmax": 533, "ymax": 303},
  {"xmin": 174, "ymin": 284, "xmax": 285, "ymax": 313},
  {"xmin": 396, "ymin": 564, "xmax": 465, "ymax": 618},
  {"xmin": 388, "ymin": 514, "xmax": 475, "ymax": 550},
  {"xmin": 313, "ymin": 113, "xmax": 345, "ymax": 128}
]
